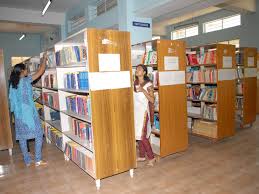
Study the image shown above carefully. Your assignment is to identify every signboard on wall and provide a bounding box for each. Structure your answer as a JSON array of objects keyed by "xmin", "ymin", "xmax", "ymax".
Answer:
[{"xmin": 132, "ymin": 21, "xmax": 151, "ymax": 28}]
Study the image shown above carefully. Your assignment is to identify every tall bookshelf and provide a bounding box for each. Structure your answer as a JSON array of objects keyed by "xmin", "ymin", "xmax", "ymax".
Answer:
[
  {"xmin": 235, "ymin": 47, "xmax": 257, "ymax": 127},
  {"xmin": 132, "ymin": 40, "xmax": 188, "ymax": 157},
  {"xmin": 257, "ymin": 53, "xmax": 259, "ymax": 114},
  {"xmin": 43, "ymin": 28, "xmax": 135, "ymax": 189},
  {"xmin": 186, "ymin": 44, "xmax": 236, "ymax": 141}
]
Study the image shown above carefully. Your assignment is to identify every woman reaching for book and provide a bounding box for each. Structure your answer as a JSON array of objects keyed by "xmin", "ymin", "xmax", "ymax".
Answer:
[
  {"xmin": 9, "ymin": 54, "xmax": 47, "ymax": 167},
  {"xmin": 134, "ymin": 64, "xmax": 157, "ymax": 167}
]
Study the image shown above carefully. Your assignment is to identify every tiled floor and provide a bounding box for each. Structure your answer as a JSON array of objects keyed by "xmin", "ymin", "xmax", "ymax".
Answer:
[{"xmin": 0, "ymin": 117, "xmax": 258, "ymax": 194}]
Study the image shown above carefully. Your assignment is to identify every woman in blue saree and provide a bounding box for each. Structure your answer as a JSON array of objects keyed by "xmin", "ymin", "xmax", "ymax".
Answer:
[{"xmin": 9, "ymin": 55, "xmax": 47, "ymax": 167}]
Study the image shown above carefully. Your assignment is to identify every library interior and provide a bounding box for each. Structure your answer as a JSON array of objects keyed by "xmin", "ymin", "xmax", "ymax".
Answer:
[{"xmin": 0, "ymin": 0, "xmax": 258, "ymax": 193}]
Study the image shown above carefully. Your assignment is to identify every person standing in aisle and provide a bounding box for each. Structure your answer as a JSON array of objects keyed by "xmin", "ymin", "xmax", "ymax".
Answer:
[
  {"xmin": 134, "ymin": 64, "xmax": 156, "ymax": 166},
  {"xmin": 9, "ymin": 54, "xmax": 47, "ymax": 167}
]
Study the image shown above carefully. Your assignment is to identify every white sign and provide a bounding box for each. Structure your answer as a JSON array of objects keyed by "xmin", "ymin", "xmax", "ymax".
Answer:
[
  {"xmin": 223, "ymin": 56, "xmax": 232, "ymax": 68},
  {"xmin": 218, "ymin": 69, "xmax": 236, "ymax": 81},
  {"xmin": 244, "ymin": 68, "xmax": 257, "ymax": 78},
  {"xmin": 89, "ymin": 71, "xmax": 131, "ymax": 91},
  {"xmin": 159, "ymin": 71, "xmax": 185, "ymax": 86},
  {"xmin": 247, "ymin": 57, "xmax": 254, "ymax": 67},
  {"xmin": 98, "ymin": 54, "xmax": 120, "ymax": 72},
  {"xmin": 164, "ymin": 56, "xmax": 179, "ymax": 71}
]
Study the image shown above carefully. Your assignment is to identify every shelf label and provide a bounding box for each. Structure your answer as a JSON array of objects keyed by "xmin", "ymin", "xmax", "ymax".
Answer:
[
  {"xmin": 223, "ymin": 56, "xmax": 232, "ymax": 68},
  {"xmin": 159, "ymin": 71, "xmax": 185, "ymax": 86},
  {"xmin": 218, "ymin": 69, "xmax": 236, "ymax": 81},
  {"xmin": 164, "ymin": 56, "xmax": 179, "ymax": 71},
  {"xmin": 247, "ymin": 57, "xmax": 254, "ymax": 67},
  {"xmin": 98, "ymin": 54, "xmax": 120, "ymax": 72},
  {"xmin": 89, "ymin": 71, "xmax": 131, "ymax": 91},
  {"xmin": 244, "ymin": 68, "xmax": 257, "ymax": 78}
]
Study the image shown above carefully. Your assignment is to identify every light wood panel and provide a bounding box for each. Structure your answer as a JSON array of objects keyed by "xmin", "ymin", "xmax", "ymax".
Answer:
[
  {"xmin": 243, "ymin": 47, "xmax": 257, "ymax": 68},
  {"xmin": 217, "ymin": 80, "xmax": 236, "ymax": 139},
  {"xmin": 157, "ymin": 40, "xmax": 186, "ymax": 71},
  {"xmin": 157, "ymin": 40, "xmax": 188, "ymax": 157},
  {"xmin": 0, "ymin": 49, "xmax": 13, "ymax": 150},
  {"xmin": 257, "ymin": 53, "xmax": 259, "ymax": 114},
  {"xmin": 87, "ymin": 29, "xmax": 136, "ymax": 179},
  {"xmin": 243, "ymin": 78, "xmax": 257, "ymax": 124},
  {"xmin": 159, "ymin": 85, "xmax": 188, "ymax": 157},
  {"xmin": 217, "ymin": 44, "xmax": 236, "ymax": 69}
]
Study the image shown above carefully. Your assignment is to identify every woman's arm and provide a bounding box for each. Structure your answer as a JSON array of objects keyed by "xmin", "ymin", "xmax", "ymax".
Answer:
[{"xmin": 32, "ymin": 54, "xmax": 47, "ymax": 81}]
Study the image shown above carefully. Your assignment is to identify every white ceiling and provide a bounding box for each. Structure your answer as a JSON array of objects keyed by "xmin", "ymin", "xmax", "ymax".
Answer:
[{"xmin": 0, "ymin": 0, "xmax": 84, "ymax": 12}]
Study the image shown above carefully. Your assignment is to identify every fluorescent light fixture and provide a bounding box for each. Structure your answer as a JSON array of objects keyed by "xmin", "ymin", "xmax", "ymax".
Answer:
[
  {"xmin": 19, "ymin": 34, "xmax": 25, "ymax": 40},
  {"xmin": 42, "ymin": 0, "xmax": 52, "ymax": 16}
]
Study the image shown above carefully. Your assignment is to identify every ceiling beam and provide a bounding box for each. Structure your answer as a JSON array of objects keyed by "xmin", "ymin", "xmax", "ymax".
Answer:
[{"xmin": 0, "ymin": 7, "xmax": 65, "ymax": 25}]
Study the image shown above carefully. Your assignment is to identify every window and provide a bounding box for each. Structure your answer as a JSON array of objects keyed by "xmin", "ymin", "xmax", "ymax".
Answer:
[
  {"xmin": 203, "ymin": 14, "xmax": 241, "ymax": 33},
  {"xmin": 223, "ymin": 15, "xmax": 241, "ymax": 29},
  {"xmin": 203, "ymin": 19, "xmax": 222, "ymax": 33},
  {"xmin": 152, "ymin": 36, "xmax": 161, "ymax": 40},
  {"xmin": 218, "ymin": 39, "xmax": 240, "ymax": 48},
  {"xmin": 172, "ymin": 25, "xmax": 198, "ymax": 40}
]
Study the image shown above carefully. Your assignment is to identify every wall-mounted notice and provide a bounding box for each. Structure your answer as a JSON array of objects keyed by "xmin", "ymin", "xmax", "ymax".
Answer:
[
  {"xmin": 164, "ymin": 56, "xmax": 179, "ymax": 71},
  {"xmin": 223, "ymin": 56, "xmax": 232, "ymax": 68},
  {"xmin": 244, "ymin": 68, "xmax": 257, "ymax": 78},
  {"xmin": 247, "ymin": 57, "xmax": 254, "ymax": 67},
  {"xmin": 159, "ymin": 71, "xmax": 185, "ymax": 86},
  {"xmin": 98, "ymin": 54, "xmax": 120, "ymax": 72},
  {"xmin": 218, "ymin": 69, "xmax": 236, "ymax": 81},
  {"xmin": 89, "ymin": 71, "xmax": 131, "ymax": 91}
]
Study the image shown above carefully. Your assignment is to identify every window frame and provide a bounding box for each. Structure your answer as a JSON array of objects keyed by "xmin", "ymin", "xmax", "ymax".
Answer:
[{"xmin": 171, "ymin": 24, "xmax": 199, "ymax": 40}]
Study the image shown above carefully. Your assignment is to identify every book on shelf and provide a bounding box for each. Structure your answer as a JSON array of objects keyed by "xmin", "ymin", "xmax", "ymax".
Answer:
[
  {"xmin": 186, "ymin": 51, "xmax": 216, "ymax": 65},
  {"xmin": 236, "ymin": 98, "xmax": 243, "ymax": 110},
  {"xmin": 202, "ymin": 104, "xmax": 217, "ymax": 121},
  {"xmin": 56, "ymin": 46, "xmax": 87, "ymax": 66},
  {"xmin": 49, "ymin": 110, "xmax": 60, "ymax": 121},
  {"xmin": 199, "ymin": 87, "xmax": 217, "ymax": 102},
  {"xmin": 64, "ymin": 71, "xmax": 89, "ymax": 90},
  {"xmin": 64, "ymin": 141, "xmax": 93, "ymax": 173},
  {"xmin": 29, "ymin": 63, "xmax": 40, "ymax": 72},
  {"xmin": 154, "ymin": 92, "xmax": 159, "ymax": 112},
  {"xmin": 153, "ymin": 114, "xmax": 160, "ymax": 130},
  {"xmin": 192, "ymin": 120, "xmax": 217, "ymax": 138},
  {"xmin": 236, "ymin": 83, "xmax": 243, "ymax": 95},
  {"xmin": 143, "ymin": 51, "xmax": 157, "ymax": 65},
  {"xmin": 236, "ymin": 68, "xmax": 244, "ymax": 79},
  {"xmin": 236, "ymin": 51, "xmax": 244, "ymax": 65},
  {"xmin": 71, "ymin": 118, "xmax": 92, "ymax": 143},
  {"xmin": 44, "ymin": 73, "xmax": 58, "ymax": 89},
  {"xmin": 46, "ymin": 126, "xmax": 63, "ymax": 150},
  {"xmin": 66, "ymin": 95, "xmax": 91, "ymax": 119},
  {"xmin": 47, "ymin": 51, "xmax": 56, "ymax": 68},
  {"xmin": 42, "ymin": 92, "xmax": 60, "ymax": 110}
]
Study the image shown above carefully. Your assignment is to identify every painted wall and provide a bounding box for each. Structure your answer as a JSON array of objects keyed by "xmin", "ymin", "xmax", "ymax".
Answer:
[
  {"xmin": 0, "ymin": 33, "xmax": 41, "ymax": 86},
  {"xmin": 165, "ymin": 1, "xmax": 259, "ymax": 49}
]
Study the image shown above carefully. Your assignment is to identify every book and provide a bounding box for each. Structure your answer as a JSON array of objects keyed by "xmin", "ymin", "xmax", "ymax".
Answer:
[
  {"xmin": 66, "ymin": 95, "xmax": 91, "ymax": 119},
  {"xmin": 186, "ymin": 51, "xmax": 216, "ymax": 65},
  {"xmin": 65, "ymin": 71, "xmax": 89, "ymax": 90},
  {"xmin": 71, "ymin": 118, "xmax": 92, "ymax": 143},
  {"xmin": 202, "ymin": 104, "xmax": 217, "ymax": 120}
]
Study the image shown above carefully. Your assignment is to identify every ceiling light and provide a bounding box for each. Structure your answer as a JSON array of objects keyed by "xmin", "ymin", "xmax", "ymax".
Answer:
[
  {"xmin": 19, "ymin": 34, "xmax": 26, "ymax": 40},
  {"xmin": 42, "ymin": 0, "xmax": 52, "ymax": 16}
]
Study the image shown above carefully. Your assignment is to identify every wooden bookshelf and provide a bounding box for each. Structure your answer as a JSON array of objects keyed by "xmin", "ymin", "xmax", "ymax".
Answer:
[
  {"xmin": 132, "ymin": 40, "xmax": 188, "ymax": 157},
  {"xmin": 257, "ymin": 53, "xmax": 259, "ymax": 114},
  {"xmin": 42, "ymin": 28, "xmax": 137, "ymax": 189},
  {"xmin": 186, "ymin": 44, "xmax": 236, "ymax": 141},
  {"xmin": 235, "ymin": 47, "xmax": 257, "ymax": 127},
  {"xmin": 0, "ymin": 49, "xmax": 13, "ymax": 154}
]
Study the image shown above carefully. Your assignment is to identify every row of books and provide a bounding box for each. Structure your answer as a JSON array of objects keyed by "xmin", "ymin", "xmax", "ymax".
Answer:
[
  {"xmin": 186, "ymin": 69, "xmax": 217, "ymax": 83},
  {"xmin": 154, "ymin": 92, "xmax": 159, "ymax": 112},
  {"xmin": 56, "ymin": 46, "xmax": 87, "ymax": 66},
  {"xmin": 186, "ymin": 51, "xmax": 216, "ymax": 65},
  {"xmin": 42, "ymin": 92, "xmax": 60, "ymax": 110},
  {"xmin": 64, "ymin": 72, "xmax": 89, "ymax": 90},
  {"xmin": 148, "ymin": 71, "xmax": 159, "ymax": 88},
  {"xmin": 71, "ymin": 118, "xmax": 92, "ymax": 142},
  {"xmin": 143, "ymin": 51, "xmax": 157, "ymax": 65},
  {"xmin": 45, "ymin": 126, "xmax": 63, "ymax": 150},
  {"xmin": 236, "ymin": 52, "xmax": 244, "ymax": 65},
  {"xmin": 187, "ymin": 86, "xmax": 217, "ymax": 102},
  {"xmin": 202, "ymin": 105, "xmax": 217, "ymax": 121},
  {"xmin": 28, "ymin": 63, "xmax": 40, "ymax": 72},
  {"xmin": 153, "ymin": 114, "xmax": 160, "ymax": 130},
  {"xmin": 43, "ymin": 74, "xmax": 58, "ymax": 89},
  {"xmin": 64, "ymin": 141, "xmax": 93, "ymax": 173},
  {"xmin": 66, "ymin": 95, "xmax": 91, "ymax": 119}
]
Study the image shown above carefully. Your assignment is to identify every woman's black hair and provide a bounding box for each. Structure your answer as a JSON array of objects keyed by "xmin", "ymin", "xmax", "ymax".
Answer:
[
  {"xmin": 9, "ymin": 63, "xmax": 26, "ymax": 89},
  {"xmin": 135, "ymin": 64, "xmax": 150, "ymax": 82}
]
